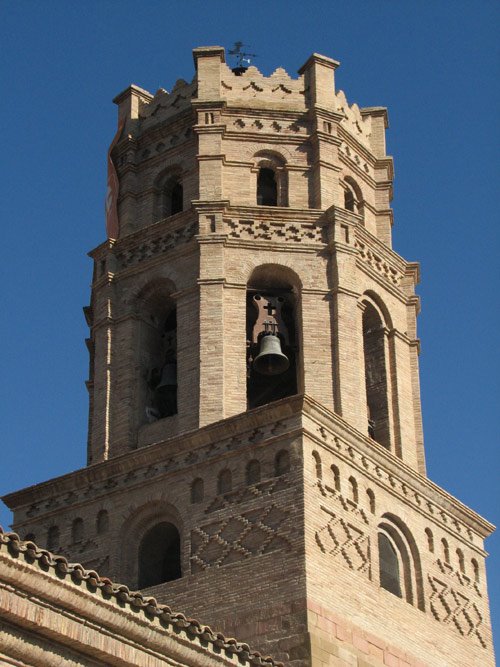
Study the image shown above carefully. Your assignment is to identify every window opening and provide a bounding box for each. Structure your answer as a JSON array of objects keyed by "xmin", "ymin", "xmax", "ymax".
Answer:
[
  {"xmin": 344, "ymin": 187, "xmax": 356, "ymax": 212},
  {"xmin": 138, "ymin": 522, "xmax": 181, "ymax": 588},
  {"xmin": 378, "ymin": 533, "xmax": 402, "ymax": 598},
  {"xmin": 170, "ymin": 182, "xmax": 183, "ymax": 215},
  {"xmin": 363, "ymin": 303, "xmax": 390, "ymax": 449},
  {"xmin": 257, "ymin": 168, "xmax": 278, "ymax": 206},
  {"xmin": 147, "ymin": 309, "xmax": 177, "ymax": 420}
]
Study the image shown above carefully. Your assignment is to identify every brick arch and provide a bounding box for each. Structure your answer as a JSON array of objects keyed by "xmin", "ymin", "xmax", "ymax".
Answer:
[
  {"xmin": 121, "ymin": 272, "xmax": 180, "ymax": 316},
  {"xmin": 379, "ymin": 512, "xmax": 425, "ymax": 611},
  {"xmin": 118, "ymin": 498, "xmax": 183, "ymax": 588},
  {"xmin": 248, "ymin": 263, "xmax": 303, "ymax": 290},
  {"xmin": 238, "ymin": 143, "xmax": 294, "ymax": 165},
  {"xmin": 359, "ymin": 290, "xmax": 393, "ymax": 331},
  {"xmin": 152, "ymin": 163, "xmax": 183, "ymax": 188},
  {"xmin": 252, "ymin": 149, "xmax": 287, "ymax": 167},
  {"xmin": 228, "ymin": 256, "xmax": 305, "ymax": 289}
]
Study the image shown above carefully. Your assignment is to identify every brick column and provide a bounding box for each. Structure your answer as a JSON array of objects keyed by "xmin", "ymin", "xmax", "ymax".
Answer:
[
  {"xmin": 328, "ymin": 211, "xmax": 367, "ymax": 432},
  {"xmin": 299, "ymin": 53, "xmax": 342, "ymax": 210}
]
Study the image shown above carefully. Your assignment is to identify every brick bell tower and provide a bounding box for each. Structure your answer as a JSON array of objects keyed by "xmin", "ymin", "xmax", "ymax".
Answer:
[{"xmin": 3, "ymin": 47, "xmax": 495, "ymax": 666}]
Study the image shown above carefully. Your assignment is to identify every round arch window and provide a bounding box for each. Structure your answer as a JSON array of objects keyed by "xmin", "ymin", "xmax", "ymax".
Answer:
[{"xmin": 138, "ymin": 522, "xmax": 181, "ymax": 588}]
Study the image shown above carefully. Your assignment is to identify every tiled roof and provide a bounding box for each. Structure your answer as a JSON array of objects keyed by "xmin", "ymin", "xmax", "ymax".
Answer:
[{"xmin": 0, "ymin": 525, "xmax": 283, "ymax": 666}]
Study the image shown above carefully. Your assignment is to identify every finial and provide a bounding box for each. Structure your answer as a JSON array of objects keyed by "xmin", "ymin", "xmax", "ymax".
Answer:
[{"xmin": 228, "ymin": 41, "xmax": 257, "ymax": 75}]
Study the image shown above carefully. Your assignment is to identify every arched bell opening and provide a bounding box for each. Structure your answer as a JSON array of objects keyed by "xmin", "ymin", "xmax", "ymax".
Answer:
[
  {"xmin": 362, "ymin": 301, "xmax": 390, "ymax": 449},
  {"xmin": 246, "ymin": 266, "xmax": 300, "ymax": 410},
  {"xmin": 138, "ymin": 283, "xmax": 178, "ymax": 424}
]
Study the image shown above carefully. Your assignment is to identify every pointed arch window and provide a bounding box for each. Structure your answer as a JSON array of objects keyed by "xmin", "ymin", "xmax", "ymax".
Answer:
[{"xmin": 138, "ymin": 522, "xmax": 181, "ymax": 588}]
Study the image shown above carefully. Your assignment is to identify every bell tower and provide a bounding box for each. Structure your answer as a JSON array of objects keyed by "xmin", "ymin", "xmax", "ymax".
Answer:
[{"xmin": 3, "ymin": 47, "xmax": 495, "ymax": 667}]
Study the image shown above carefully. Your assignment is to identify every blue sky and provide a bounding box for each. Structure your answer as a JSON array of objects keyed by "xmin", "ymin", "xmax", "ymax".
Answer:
[{"xmin": 1, "ymin": 0, "xmax": 498, "ymax": 653}]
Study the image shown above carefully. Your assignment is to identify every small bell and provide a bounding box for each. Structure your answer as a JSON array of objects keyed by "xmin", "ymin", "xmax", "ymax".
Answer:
[
  {"xmin": 253, "ymin": 334, "xmax": 289, "ymax": 376},
  {"xmin": 155, "ymin": 361, "xmax": 177, "ymax": 418},
  {"xmin": 157, "ymin": 362, "xmax": 177, "ymax": 390}
]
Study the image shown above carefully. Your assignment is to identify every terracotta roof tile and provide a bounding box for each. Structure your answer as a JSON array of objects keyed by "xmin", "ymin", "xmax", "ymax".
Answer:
[{"xmin": 0, "ymin": 525, "xmax": 282, "ymax": 666}]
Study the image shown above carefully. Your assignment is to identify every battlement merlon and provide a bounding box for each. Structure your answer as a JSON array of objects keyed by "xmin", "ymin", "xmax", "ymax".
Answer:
[
  {"xmin": 109, "ymin": 48, "xmax": 389, "ymax": 160},
  {"xmin": 298, "ymin": 52, "xmax": 340, "ymax": 109},
  {"xmin": 361, "ymin": 106, "xmax": 389, "ymax": 158},
  {"xmin": 112, "ymin": 84, "xmax": 154, "ymax": 130}
]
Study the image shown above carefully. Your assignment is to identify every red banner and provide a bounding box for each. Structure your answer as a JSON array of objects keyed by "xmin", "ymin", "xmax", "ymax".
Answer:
[{"xmin": 105, "ymin": 117, "xmax": 125, "ymax": 239}]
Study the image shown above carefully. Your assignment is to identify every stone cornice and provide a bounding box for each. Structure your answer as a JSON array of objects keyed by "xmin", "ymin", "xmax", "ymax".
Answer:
[
  {"xmin": 5, "ymin": 395, "xmax": 493, "ymax": 543},
  {"xmin": 299, "ymin": 396, "xmax": 495, "ymax": 542},
  {"xmin": 3, "ymin": 397, "xmax": 305, "ymax": 511}
]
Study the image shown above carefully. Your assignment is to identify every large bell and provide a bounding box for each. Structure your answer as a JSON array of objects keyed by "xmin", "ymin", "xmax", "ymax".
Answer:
[{"xmin": 253, "ymin": 334, "xmax": 289, "ymax": 376}]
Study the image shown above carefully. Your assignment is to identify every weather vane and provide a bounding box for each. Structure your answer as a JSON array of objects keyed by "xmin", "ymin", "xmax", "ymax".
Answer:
[{"xmin": 228, "ymin": 41, "xmax": 257, "ymax": 73}]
